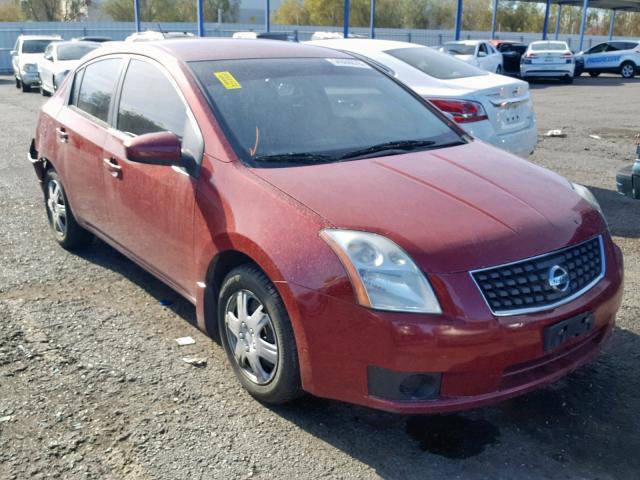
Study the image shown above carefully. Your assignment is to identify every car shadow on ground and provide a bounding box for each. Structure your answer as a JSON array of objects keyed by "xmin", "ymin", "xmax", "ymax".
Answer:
[
  {"xmin": 528, "ymin": 75, "xmax": 640, "ymax": 90},
  {"xmin": 588, "ymin": 185, "xmax": 640, "ymax": 239},
  {"xmin": 267, "ymin": 326, "xmax": 640, "ymax": 479},
  {"xmin": 74, "ymin": 239, "xmax": 200, "ymax": 330}
]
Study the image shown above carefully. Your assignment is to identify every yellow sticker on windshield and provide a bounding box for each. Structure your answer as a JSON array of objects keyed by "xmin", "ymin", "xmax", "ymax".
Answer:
[{"xmin": 214, "ymin": 71, "xmax": 242, "ymax": 90}]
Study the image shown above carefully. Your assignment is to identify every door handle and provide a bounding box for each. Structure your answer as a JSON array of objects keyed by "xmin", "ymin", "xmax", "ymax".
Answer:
[
  {"xmin": 56, "ymin": 127, "xmax": 68, "ymax": 143},
  {"xmin": 103, "ymin": 157, "xmax": 122, "ymax": 178}
]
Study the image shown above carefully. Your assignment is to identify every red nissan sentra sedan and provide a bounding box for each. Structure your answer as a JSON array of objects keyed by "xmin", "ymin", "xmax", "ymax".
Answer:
[{"xmin": 28, "ymin": 39, "xmax": 623, "ymax": 413}]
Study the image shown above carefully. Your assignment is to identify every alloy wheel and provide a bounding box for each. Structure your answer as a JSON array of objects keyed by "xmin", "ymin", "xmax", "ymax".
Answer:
[
  {"xmin": 622, "ymin": 64, "xmax": 635, "ymax": 78},
  {"xmin": 47, "ymin": 179, "xmax": 67, "ymax": 238},
  {"xmin": 224, "ymin": 290, "xmax": 278, "ymax": 385}
]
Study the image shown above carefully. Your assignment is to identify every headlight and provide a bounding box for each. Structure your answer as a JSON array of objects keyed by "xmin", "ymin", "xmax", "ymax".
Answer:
[
  {"xmin": 571, "ymin": 182, "xmax": 605, "ymax": 218},
  {"xmin": 320, "ymin": 229, "xmax": 442, "ymax": 314},
  {"xmin": 22, "ymin": 63, "xmax": 37, "ymax": 73}
]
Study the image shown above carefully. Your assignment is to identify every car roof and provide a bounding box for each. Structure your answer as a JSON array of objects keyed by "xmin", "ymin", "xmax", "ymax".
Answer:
[
  {"xmin": 306, "ymin": 38, "xmax": 422, "ymax": 54},
  {"xmin": 19, "ymin": 35, "xmax": 61, "ymax": 40},
  {"xmin": 52, "ymin": 40, "xmax": 100, "ymax": 48},
  {"xmin": 88, "ymin": 38, "xmax": 354, "ymax": 63},
  {"xmin": 529, "ymin": 40, "xmax": 568, "ymax": 45},
  {"xmin": 445, "ymin": 40, "xmax": 484, "ymax": 45}
]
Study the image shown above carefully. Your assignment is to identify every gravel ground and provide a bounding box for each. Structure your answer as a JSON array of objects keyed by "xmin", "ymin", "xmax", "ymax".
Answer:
[{"xmin": 1, "ymin": 74, "xmax": 639, "ymax": 480}]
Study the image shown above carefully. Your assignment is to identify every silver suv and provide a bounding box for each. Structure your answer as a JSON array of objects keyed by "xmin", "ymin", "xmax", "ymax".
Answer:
[{"xmin": 575, "ymin": 40, "xmax": 640, "ymax": 78}]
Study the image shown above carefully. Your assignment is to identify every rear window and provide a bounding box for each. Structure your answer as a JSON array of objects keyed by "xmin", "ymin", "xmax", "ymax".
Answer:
[
  {"xmin": 531, "ymin": 42, "xmax": 567, "ymax": 51},
  {"xmin": 387, "ymin": 46, "xmax": 487, "ymax": 79},
  {"xmin": 57, "ymin": 43, "xmax": 98, "ymax": 61},
  {"xmin": 442, "ymin": 43, "xmax": 476, "ymax": 55},
  {"xmin": 22, "ymin": 39, "xmax": 53, "ymax": 54},
  {"xmin": 76, "ymin": 58, "xmax": 122, "ymax": 123}
]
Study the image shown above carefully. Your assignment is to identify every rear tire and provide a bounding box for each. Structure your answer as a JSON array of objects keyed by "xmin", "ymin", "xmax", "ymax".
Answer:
[
  {"xmin": 621, "ymin": 61, "xmax": 636, "ymax": 79},
  {"xmin": 496, "ymin": 65, "xmax": 503, "ymax": 74},
  {"xmin": 43, "ymin": 170, "xmax": 94, "ymax": 250},
  {"xmin": 562, "ymin": 75, "xmax": 574, "ymax": 84},
  {"xmin": 589, "ymin": 72, "xmax": 600, "ymax": 77},
  {"xmin": 218, "ymin": 265, "xmax": 302, "ymax": 405}
]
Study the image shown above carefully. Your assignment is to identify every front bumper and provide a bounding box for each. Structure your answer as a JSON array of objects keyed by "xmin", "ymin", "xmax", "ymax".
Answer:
[
  {"xmin": 616, "ymin": 164, "xmax": 640, "ymax": 199},
  {"xmin": 289, "ymin": 238, "xmax": 623, "ymax": 414},
  {"xmin": 20, "ymin": 72, "xmax": 41, "ymax": 86}
]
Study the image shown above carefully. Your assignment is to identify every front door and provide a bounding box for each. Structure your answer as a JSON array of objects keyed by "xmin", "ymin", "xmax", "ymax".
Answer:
[{"xmin": 101, "ymin": 58, "xmax": 202, "ymax": 297}]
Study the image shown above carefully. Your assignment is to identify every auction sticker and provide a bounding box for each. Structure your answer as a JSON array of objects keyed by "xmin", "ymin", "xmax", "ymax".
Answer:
[
  {"xmin": 214, "ymin": 71, "xmax": 242, "ymax": 89},
  {"xmin": 325, "ymin": 58, "xmax": 371, "ymax": 69}
]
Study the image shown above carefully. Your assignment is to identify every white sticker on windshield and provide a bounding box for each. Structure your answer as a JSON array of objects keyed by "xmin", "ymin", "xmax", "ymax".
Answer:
[{"xmin": 325, "ymin": 58, "xmax": 371, "ymax": 69}]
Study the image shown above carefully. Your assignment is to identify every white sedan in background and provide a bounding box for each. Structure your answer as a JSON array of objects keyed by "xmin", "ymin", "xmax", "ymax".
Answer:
[
  {"xmin": 440, "ymin": 40, "xmax": 503, "ymax": 73},
  {"xmin": 37, "ymin": 41, "xmax": 100, "ymax": 96},
  {"xmin": 307, "ymin": 39, "xmax": 537, "ymax": 158},
  {"xmin": 520, "ymin": 41, "xmax": 575, "ymax": 83}
]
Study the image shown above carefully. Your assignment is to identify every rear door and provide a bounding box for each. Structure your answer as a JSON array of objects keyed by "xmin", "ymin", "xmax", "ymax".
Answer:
[
  {"xmin": 101, "ymin": 57, "xmax": 203, "ymax": 296},
  {"xmin": 54, "ymin": 57, "xmax": 123, "ymax": 233}
]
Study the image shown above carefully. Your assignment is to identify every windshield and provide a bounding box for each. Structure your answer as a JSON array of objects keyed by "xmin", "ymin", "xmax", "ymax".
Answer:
[
  {"xmin": 22, "ymin": 39, "xmax": 54, "ymax": 54},
  {"xmin": 57, "ymin": 43, "xmax": 98, "ymax": 61},
  {"xmin": 442, "ymin": 43, "xmax": 476, "ymax": 55},
  {"xmin": 189, "ymin": 58, "xmax": 463, "ymax": 167},
  {"xmin": 386, "ymin": 46, "xmax": 487, "ymax": 79},
  {"xmin": 531, "ymin": 42, "xmax": 567, "ymax": 52}
]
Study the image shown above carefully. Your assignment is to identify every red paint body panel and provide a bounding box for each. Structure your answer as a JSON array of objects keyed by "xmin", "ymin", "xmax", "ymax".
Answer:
[{"xmin": 31, "ymin": 39, "xmax": 624, "ymax": 414}]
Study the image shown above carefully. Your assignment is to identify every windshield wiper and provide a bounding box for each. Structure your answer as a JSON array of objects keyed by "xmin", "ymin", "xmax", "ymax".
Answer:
[
  {"xmin": 251, "ymin": 152, "xmax": 339, "ymax": 166},
  {"xmin": 339, "ymin": 140, "xmax": 437, "ymax": 160}
]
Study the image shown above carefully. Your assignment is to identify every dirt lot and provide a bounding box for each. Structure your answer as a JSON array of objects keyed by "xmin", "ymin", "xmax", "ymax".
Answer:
[{"xmin": 1, "ymin": 73, "xmax": 639, "ymax": 480}]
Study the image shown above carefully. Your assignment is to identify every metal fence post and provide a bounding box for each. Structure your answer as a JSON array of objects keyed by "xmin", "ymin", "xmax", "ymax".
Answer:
[
  {"xmin": 134, "ymin": 0, "xmax": 141, "ymax": 32},
  {"xmin": 343, "ymin": 0, "xmax": 350, "ymax": 38}
]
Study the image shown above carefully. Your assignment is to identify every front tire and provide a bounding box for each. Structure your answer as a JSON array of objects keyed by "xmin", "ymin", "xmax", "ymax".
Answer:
[
  {"xmin": 589, "ymin": 72, "xmax": 600, "ymax": 77},
  {"xmin": 44, "ymin": 170, "xmax": 93, "ymax": 250},
  {"xmin": 21, "ymin": 82, "xmax": 30, "ymax": 93},
  {"xmin": 15, "ymin": 77, "xmax": 21, "ymax": 89},
  {"xmin": 496, "ymin": 65, "xmax": 503, "ymax": 74},
  {"xmin": 41, "ymin": 86, "xmax": 51, "ymax": 97},
  {"xmin": 562, "ymin": 75, "xmax": 574, "ymax": 84},
  {"xmin": 621, "ymin": 61, "xmax": 636, "ymax": 79},
  {"xmin": 218, "ymin": 265, "xmax": 302, "ymax": 404}
]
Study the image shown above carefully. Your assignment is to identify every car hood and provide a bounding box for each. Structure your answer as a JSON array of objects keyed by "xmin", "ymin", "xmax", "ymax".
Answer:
[
  {"xmin": 251, "ymin": 141, "xmax": 604, "ymax": 274},
  {"xmin": 19, "ymin": 53, "xmax": 44, "ymax": 66},
  {"xmin": 453, "ymin": 54, "xmax": 475, "ymax": 63}
]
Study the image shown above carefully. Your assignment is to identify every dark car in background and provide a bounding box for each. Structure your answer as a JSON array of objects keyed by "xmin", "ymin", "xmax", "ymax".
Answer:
[{"xmin": 491, "ymin": 40, "xmax": 528, "ymax": 76}]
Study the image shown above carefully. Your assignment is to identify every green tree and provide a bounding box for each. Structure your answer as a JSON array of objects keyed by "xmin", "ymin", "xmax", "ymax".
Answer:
[
  {"xmin": 102, "ymin": 0, "xmax": 240, "ymax": 23},
  {"xmin": 0, "ymin": 1, "xmax": 24, "ymax": 21}
]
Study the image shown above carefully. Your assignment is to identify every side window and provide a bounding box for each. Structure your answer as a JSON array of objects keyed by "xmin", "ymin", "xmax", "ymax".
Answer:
[
  {"xmin": 606, "ymin": 43, "xmax": 621, "ymax": 52},
  {"xmin": 587, "ymin": 43, "xmax": 607, "ymax": 54},
  {"xmin": 117, "ymin": 59, "xmax": 187, "ymax": 137},
  {"xmin": 76, "ymin": 59, "xmax": 122, "ymax": 123},
  {"xmin": 478, "ymin": 43, "xmax": 488, "ymax": 55}
]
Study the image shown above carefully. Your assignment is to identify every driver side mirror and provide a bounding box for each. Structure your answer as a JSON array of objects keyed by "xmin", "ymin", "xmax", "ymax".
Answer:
[
  {"xmin": 124, "ymin": 131, "xmax": 187, "ymax": 168},
  {"xmin": 478, "ymin": 51, "xmax": 487, "ymax": 58},
  {"xmin": 10, "ymin": 50, "xmax": 16, "ymax": 56},
  {"xmin": 44, "ymin": 53, "xmax": 53, "ymax": 61}
]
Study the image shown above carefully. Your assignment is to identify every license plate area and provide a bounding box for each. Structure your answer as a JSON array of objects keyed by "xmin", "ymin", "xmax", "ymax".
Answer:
[{"xmin": 543, "ymin": 312, "xmax": 594, "ymax": 352}]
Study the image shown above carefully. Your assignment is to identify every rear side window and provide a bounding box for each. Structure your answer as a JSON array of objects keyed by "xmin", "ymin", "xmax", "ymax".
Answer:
[
  {"xmin": 117, "ymin": 59, "xmax": 187, "ymax": 137},
  {"xmin": 387, "ymin": 47, "xmax": 487, "ymax": 79},
  {"xmin": 69, "ymin": 69, "xmax": 84, "ymax": 106},
  {"xmin": 76, "ymin": 59, "xmax": 122, "ymax": 123}
]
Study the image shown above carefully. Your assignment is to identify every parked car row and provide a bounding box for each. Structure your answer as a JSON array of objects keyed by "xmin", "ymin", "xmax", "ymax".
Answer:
[
  {"xmin": 27, "ymin": 38, "xmax": 622, "ymax": 415},
  {"xmin": 439, "ymin": 37, "xmax": 639, "ymax": 81}
]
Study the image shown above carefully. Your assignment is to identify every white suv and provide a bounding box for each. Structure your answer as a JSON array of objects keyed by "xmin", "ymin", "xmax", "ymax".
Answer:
[
  {"xmin": 11, "ymin": 34, "xmax": 61, "ymax": 92},
  {"xmin": 575, "ymin": 40, "xmax": 640, "ymax": 78}
]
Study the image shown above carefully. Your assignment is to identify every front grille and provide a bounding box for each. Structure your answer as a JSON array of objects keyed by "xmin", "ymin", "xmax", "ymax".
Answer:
[{"xmin": 471, "ymin": 236, "xmax": 604, "ymax": 316}]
